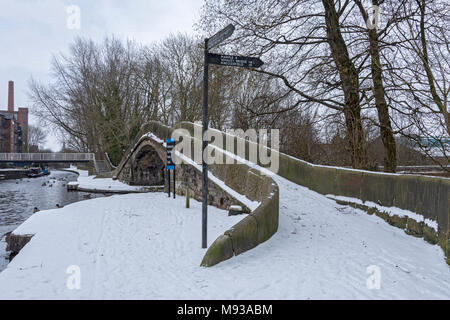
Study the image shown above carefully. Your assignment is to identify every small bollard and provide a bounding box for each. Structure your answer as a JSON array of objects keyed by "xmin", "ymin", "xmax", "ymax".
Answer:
[{"xmin": 186, "ymin": 189, "xmax": 190, "ymax": 209}]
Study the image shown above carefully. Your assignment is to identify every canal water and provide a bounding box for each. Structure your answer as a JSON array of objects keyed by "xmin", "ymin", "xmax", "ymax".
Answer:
[{"xmin": 0, "ymin": 171, "xmax": 105, "ymax": 272}]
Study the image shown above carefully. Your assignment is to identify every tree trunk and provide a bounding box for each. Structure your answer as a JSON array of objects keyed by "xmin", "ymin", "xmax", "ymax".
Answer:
[
  {"xmin": 322, "ymin": 0, "xmax": 368, "ymax": 169},
  {"xmin": 365, "ymin": 0, "xmax": 397, "ymax": 172}
]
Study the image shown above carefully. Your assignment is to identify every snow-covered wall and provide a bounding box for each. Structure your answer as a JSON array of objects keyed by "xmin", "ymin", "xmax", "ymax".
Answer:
[
  {"xmin": 174, "ymin": 122, "xmax": 449, "ymax": 264},
  {"xmin": 276, "ymin": 154, "xmax": 449, "ymax": 264},
  {"xmin": 200, "ymin": 170, "xmax": 279, "ymax": 266},
  {"xmin": 116, "ymin": 121, "xmax": 449, "ymax": 265}
]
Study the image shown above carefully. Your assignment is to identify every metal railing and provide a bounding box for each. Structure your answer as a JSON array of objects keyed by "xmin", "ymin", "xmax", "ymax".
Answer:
[{"xmin": 0, "ymin": 153, "xmax": 95, "ymax": 162}]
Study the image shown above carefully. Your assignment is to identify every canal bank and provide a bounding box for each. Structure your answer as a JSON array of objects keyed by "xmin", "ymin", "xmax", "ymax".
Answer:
[
  {"xmin": 0, "ymin": 171, "xmax": 106, "ymax": 271},
  {"xmin": 64, "ymin": 166, "xmax": 159, "ymax": 193},
  {"xmin": 1, "ymin": 166, "xmax": 159, "ymax": 270},
  {"xmin": 0, "ymin": 169, "xmax": 29, "ymax": 180}
]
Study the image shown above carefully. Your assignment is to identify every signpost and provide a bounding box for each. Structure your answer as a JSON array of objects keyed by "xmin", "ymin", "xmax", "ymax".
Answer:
[
  {"xmin": 166, "ymin": 139, "xmax": 176, "ymax": 199},
  {"xmin": 202, "ymin": 39, "xmax": 210, "ymax": 249},
  {"xmin": 201, "ymin": 24, "xmax": 264, "ymax": 249}
]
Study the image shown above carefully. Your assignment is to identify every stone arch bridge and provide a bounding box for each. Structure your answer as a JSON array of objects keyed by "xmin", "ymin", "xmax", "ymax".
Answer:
[{"xmin": 112, "ymin": 121, "xmax": 449, "ymax": 267}]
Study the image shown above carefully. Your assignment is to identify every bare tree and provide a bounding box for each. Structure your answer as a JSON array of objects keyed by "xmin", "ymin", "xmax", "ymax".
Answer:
[
  {"xmin": 385, "ymin": 0, "xmax": 449, "ymax": 168},
  {"xmin": 30, "ymin": 37, "xmax": 147, "ymax": 164},
  {"xmin": 27, "ymin": 125, "xmax": 47, "ymax": 152},
  {"xmin": 199, "ymin": 0, "xmax": 372, "ymax": 169}
]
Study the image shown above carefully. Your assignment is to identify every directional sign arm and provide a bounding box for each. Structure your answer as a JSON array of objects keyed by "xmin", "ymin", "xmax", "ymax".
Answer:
[
  {"xmin": 206, "ymin": 53, "xmax": 264, "ymax": 68},
  {"xmin": 206, "ymin": 24, "xmax": 235, "ymax": 50}
]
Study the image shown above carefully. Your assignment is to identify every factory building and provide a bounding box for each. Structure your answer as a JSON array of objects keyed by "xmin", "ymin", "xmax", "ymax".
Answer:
[{"xmin": 0, "ymin": 81, "xmax": 28, "ymax": 153}]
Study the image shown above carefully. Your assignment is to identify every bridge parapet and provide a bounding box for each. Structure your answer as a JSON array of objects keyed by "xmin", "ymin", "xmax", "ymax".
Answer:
[{"xmin": 120, "ymin": 121, "xmax": 450, "ymax": 266}]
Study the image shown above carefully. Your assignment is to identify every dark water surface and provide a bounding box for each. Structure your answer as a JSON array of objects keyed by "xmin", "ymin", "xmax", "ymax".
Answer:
[{"xmin": 0, "ymin": 171, "xmax": 104, "ymax": 271}]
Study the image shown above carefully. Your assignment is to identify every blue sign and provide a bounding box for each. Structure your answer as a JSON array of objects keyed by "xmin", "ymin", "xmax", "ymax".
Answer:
[{"xmin": 166, "ymin": 139, "xmax": 175, "ymax": 170}]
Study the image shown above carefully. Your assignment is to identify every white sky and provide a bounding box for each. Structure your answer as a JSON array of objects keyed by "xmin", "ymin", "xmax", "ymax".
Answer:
[{"xmin": 0, "ymin": 0, "xmax": 204, "ymax": 151}]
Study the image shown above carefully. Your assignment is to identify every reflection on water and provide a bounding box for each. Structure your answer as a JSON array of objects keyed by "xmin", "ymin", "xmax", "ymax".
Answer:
[{"xmin": 0, "ymin": 170, "xmax": 105, "ymax": 271}]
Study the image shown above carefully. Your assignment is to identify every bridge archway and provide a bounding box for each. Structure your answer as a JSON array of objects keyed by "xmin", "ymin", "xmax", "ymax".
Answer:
[{"xmin": 129, "ymin": 140, "xmax": 166, "ymax": 186}]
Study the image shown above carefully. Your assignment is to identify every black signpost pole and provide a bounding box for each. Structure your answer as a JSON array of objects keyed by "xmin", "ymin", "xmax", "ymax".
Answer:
[
  {"xmin": 167, "ymin": 169, "xmax": 171, "ymax": 197},
  {"xmin": 202, "ymin": 39, "xmax": 209, "ymax": 249},
  {"xmin": 173, "ymin": 167, "xmax": 176, "ymax": 199},
  {"xmin": 166, "ymin": 139, "xmax": 175, "ymax": 198},
  {"xmin": 200, "ymin": 24, "xmax": 261, "ymax": 249}
]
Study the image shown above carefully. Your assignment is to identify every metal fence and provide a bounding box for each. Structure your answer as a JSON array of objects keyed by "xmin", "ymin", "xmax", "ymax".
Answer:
[{"xmin": 0, "ymin": 153, "xmax": 95, "ymax": 162}]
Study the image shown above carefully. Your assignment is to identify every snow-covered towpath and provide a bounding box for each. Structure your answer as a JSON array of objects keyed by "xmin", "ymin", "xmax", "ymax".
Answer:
[
  {"xmin": 66, "ymin": 166, "xmax": 152, "ymax": 193},
  {"xmin": 0, "ymin": 174, "xmax": 449, "ymax": 299}
]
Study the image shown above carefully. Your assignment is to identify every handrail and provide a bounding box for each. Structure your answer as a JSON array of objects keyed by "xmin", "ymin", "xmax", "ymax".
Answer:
[{"xmin": 0, "ymin": 153, "xmax": 95, "ymax": 161}]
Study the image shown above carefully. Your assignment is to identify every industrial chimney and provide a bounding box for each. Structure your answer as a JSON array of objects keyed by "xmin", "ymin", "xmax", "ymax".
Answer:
[{"xmin": 8, "ymin": 81, "xmax": 14, "ymax": 113}]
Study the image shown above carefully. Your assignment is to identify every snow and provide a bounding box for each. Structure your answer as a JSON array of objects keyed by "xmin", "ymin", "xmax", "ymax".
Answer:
[
  {"xmin": 0, "ymin": 177, "xmax": 449, "ymax": 299},
  {"xmin": 326, "ymin": 195, "xmax": 439, "ymax": 232},
  {"xmin": 142, "ymin": 132, "xmax": 164, "ymax": 144},
  {"xmin": 0, "ymin": 194, "xmax": 245, "ymax": 299},
  {"xmin": 67, "ymin": 166, "xmax": 151, "ymax": 192},
  {"xmin": 76, "ymin": 176, "xmax": 149, "ymax": 192},
  {"xmin": 0, "ymin": 132, "xmax": 448, "ymax": 299}
]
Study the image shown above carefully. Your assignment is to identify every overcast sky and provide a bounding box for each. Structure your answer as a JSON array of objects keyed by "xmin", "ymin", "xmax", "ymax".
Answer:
[{"xmin": 0, "ymin": 0, "xmax": 204, "ymax": 151}]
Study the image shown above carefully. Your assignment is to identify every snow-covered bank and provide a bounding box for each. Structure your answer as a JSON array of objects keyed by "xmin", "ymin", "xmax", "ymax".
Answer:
[
  {"xmin": 0, "ymin": 193, "xmax": 244, "ymax": 299},
  {"xmin": 67, "ymin": 166, "xmax": 154, "ymax": 193},
  {"xmin": 0, "ymin": 178, "xmax": 449, "ymax": 299}
]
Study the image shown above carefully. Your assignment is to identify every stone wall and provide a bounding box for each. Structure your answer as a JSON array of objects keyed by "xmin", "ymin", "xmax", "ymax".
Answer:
[
  {"xmin": 174, "ymin": 122, "xmax": 449, "ymax": 265},
  {"xmin": 175, "ymin": 164, "xmax": 249, "ymax": 212},
  {"xmin": 0, "ymin": 169, "xmax": 28, "ymax": 180},
  {"xmin": 277, "ymin": 155, "xmax": 449, "ymax": 265},
  {"xmin": 5, "ymin": 233, "xmax": 33, "ymax": 260}
]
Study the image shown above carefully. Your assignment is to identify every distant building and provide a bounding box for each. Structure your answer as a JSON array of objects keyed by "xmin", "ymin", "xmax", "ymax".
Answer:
[{"xmin": 0, "ymin": 81, "xmax": 28, "ymax": 153}]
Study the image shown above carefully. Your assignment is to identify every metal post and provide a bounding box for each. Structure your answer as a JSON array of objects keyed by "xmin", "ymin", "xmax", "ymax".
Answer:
[
  {"xmin": 173, "ymin": 167, "xmax": 176, "ymax": 199},
  {"xmin": 202, "ymin": 39, "xmax": 209, "ymax": 249},
  {"xmin": 167, "ymin": 169, "xmax": 171, "ymax": 197}
]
